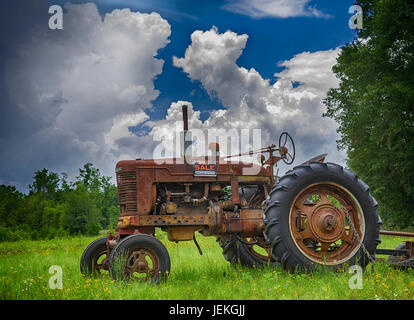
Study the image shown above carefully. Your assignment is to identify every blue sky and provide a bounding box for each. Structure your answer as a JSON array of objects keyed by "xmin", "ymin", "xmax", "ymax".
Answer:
[
  {"xmin": 140, "ymin": 1, "xmax": 350, "ymax": 119},
  {"xmin": 0, "ymin": 0, "xmax": 357, "ymax": 190},
  {"xmin": 47, "ymin": 0, "xmax": 356, "ymax": 122}
]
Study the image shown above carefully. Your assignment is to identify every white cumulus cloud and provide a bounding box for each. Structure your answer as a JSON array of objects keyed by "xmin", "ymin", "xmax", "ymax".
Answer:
[
  {"xmin": 1, "ymin": 3, "xmax": 171, "ymax": 189},
  {"xmin": 169, "ymin": 27, "xmax": 344, "ymax": 173},
  {"xmin": 222, "ymin": 0, "xmax": 330, "ymax": 18}
]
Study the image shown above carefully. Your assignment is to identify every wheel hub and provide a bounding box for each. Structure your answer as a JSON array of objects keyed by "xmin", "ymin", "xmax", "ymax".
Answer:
[
  {"xmin": 310, "ymin": 204, "xmax": 344, "ymax": 243},
  {"xmin": 322, "ymin": 214, "xmax": 336, "ymax": 231},
  {"xmin": 125, "ymin": 248, "xmax": 158, "ymax": 280},
  {"xmin": 133, "ymin": 260, "xmax": 149, "ymax": 273}
]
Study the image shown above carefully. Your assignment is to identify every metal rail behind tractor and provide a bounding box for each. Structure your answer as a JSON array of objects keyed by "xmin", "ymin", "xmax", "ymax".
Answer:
[{"xmin": 81, "ymin": 105, "xmax": 414, "ymax": 283}]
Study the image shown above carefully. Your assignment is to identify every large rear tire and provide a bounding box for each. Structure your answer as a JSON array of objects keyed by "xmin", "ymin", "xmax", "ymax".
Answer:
[
  {"xmin": 219, "ymin": 237, "xmax": 279, "ymax": 268},
  {"xmin": 263, "ymin": 162, "xmax": 382, "ymax": 272},
  {"xmin": 220, "ymin": 186, "xmax": 279, "ymax": 268}
]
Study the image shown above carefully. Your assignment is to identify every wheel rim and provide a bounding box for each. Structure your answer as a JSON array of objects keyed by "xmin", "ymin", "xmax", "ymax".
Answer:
[
  {"xmin": 243, "ymin": 237, "xmax": 273, "ymax": 262},
  {"xmin": 289, "ymin": 182, "xmax": 365, "ymax": 265},
  {"xmin": 92, "ymin": 248, "xmax": 109, "ymax": 276},
  {"xmin": 123, "ymin": 247, "xmax": 160, "ymax": 282}
]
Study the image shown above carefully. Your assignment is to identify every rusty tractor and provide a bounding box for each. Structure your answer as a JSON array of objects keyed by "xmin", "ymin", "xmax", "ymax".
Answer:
[{"xmin": 80, "ymin": 105, "xmax": 414, "ymax": 283}]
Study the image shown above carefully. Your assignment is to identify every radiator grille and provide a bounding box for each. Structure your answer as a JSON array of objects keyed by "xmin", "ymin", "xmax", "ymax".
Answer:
[{"xmin": 117, "ymin": 170, "xmax": 137, "ymax": 213}]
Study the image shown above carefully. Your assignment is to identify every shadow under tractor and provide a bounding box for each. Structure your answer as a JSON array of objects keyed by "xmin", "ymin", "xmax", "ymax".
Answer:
[{"xmin": 81, "ymin": 105, "xmax": 414, "ymax": 283}]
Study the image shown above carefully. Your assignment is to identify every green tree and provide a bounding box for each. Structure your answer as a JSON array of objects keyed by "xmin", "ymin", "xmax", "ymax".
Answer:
[
  {"xmin": 323, "ymin": 0, "xmax": 414, "ymax": 227},
  {"xmin": 0, "ymin": 185, "xmax": 24, "ymax": 227},
  {"xmin": 0, "ymin": 163, "xmax": 119, "ymax": 241},
  {"xmin": 29, "ymin": 169, "xmax": 60, "ymax": 198},
  {"xmin": 74, "ymin": 163, "xmax": 119, "ymax": 230},
  {"xmin": 77, "ymin": 163, "xmax": 104, "ymax": 191},
  {"xmin": 63, "ymin": 184, "xmax": 101, "ymax": 235},
  {"xmin": 41, "ymin": 205, "xmax": 66, "ymax": 239}
]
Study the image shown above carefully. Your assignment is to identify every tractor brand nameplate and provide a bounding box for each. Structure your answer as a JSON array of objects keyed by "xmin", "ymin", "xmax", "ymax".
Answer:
[{"xmin": 193, "ymin": 162, "xmax": 217, "ymax": 177}]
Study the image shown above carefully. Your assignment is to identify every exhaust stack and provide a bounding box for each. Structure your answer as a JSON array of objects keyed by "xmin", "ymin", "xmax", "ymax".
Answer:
[
  {"xmin": 182, "ymin": 105, "xmax": 189, "ymax": 131},
  {"xmin": 181, "ymin": 105, "xmax": 192, "ymax": 160}
]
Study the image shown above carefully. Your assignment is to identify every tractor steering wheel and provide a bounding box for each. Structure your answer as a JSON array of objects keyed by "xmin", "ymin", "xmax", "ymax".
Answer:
[{"xmin": 278, "ymin": 132, "xmax": 295, "ymax": 165}]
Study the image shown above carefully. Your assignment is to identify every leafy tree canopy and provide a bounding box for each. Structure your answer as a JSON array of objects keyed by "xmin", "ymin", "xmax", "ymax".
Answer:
[
  {"xmin": 324, "ymin": 0, "xmax": 414, "ymax": 227},
  {"xmin": 0, "ymin": 163, "xmax": 119, "ymax": 241}
]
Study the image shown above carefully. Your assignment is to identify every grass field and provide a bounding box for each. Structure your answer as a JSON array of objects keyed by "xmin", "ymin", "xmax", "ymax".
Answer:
[{"xmin": 0, "ymin": 231, "xmax": 413, "ymax": 300}]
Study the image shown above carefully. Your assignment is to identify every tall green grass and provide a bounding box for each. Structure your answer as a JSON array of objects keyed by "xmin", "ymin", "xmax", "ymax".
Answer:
[{"xmin": 0, "ymin": 232, "xmax": 413, "ymax": 300}]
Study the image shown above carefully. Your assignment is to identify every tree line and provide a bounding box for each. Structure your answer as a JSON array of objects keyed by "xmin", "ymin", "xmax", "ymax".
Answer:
[
  {"xmin": 0, "ymin": 163, "xmax": 119, "ymax": 242},
  {"xmin": 324, "ymin": 0, "xmax": 414, "ymax": 229},
  {"xmin": 1, "ymin": 0, "xmax": 413, "ymax": 242}
]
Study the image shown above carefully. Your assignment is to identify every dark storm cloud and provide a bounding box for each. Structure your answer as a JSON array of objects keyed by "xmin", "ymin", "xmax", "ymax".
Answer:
[
  {"xmin": 0, "ymin": 1, "xmax": 51, "ymax": 189},
  {"xmin": 0, "ymin": 2, "xmax": 345, "ymax": 192},
  {"xmin": 0, "ymin": 1, "xmax": 171, "ymax": 191}
]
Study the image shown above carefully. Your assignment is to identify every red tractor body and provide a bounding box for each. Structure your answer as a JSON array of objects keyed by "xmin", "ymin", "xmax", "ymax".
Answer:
[{"xmin": 80, "ymin": 105, "xmax": 413, "ymax": 283}]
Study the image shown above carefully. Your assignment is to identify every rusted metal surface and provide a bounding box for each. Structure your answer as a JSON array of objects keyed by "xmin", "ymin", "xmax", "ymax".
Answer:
[
  {"xmin": 115, "ymin": 157, "xmax": 271, "ymax": 216},
  {"xmin": 117, "ymin": 205, "xmax": 264, "ymax": 238},
  {"xmin": 84, "ymin": 101, "xmax": 413, "ymax": 286},
  {"xmin": 289, "ymin": 182, "xmax": 363, "ymax": 264},
  {"xmin": 166, "ymin": 226, "xmax": 204, "ymax": 241},
  {"xmin": 382, "ymin": 241, "xmax": 414, "ymax": 268},
  {"xmin": 117, "ymin": 170, "xmax": 137, "ymax": 215},
  {"xmin": 113, "ymin": 104, "xmax": 289, "ymax": 258},
  {"xmin": 222, "ymin": 209, "xmax": 264, "ymax": 236},
  {"xmin": 237, "ymin": 175, "xmax": 271, "ymax": 184},
  {"xmin": 91, "ymin": 247, "xmax": 109, "ymax": 276},
  {"xmin": 379, "ymin": 230, "xmax": 414, "ymax": 238},
  {"xmin": 151, "ymin": 184, "xmax": 157, "ymax": 212},
  {"xmin": 206, "ymin": 205, "xmax": 264, "ymax": 237},
  {"xmin": 182, "ymin": 105, "xmax": 189, "ymax": 131},
  {"xmin": 264, "ymin": 155, "xmax": 282, "ymax": 166},
  {"xmin": 137, "ymin": 168, "xmax": 156, "ymax": 215},
  {"xmin": 376, "ymin": 230, "xmax": 414, "ymax": 267},
  {"xmin": 118, "ymin": 214, "xmax": 209, "ymax": 228},
  {"xmin": 242, "ymin": 236, "xmax": 273, "ymax": 262},
  {"xmin": 230, "ymin": 175, "xmax": 240, "ymax": 205},
  {"xmin": 300, "ymin": 153, "xmax": 328, "ymax": 165},
  {"xmin": 106, "ymin": 232, "xmax": 118, "ymax": 250},
  {"xmin": 408, "ymin": 241, "xmax": 414, "ymax": 257},
  {"xmin": 117, "ymin": 226, "xmax": 155, "ymax": 236},
  {"xmin": 124, "ymin": 247, "xmax": 160, "ymax": 282}
]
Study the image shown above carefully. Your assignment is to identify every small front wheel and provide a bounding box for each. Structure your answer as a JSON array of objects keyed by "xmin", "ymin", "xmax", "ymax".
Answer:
[
  {"xmin": 109, "ymin": 234, "xmax": 171, "ymax": 284},
  {"xmin": 80, "ymin": 237, "xmax": 109, "ymax": 277}
]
